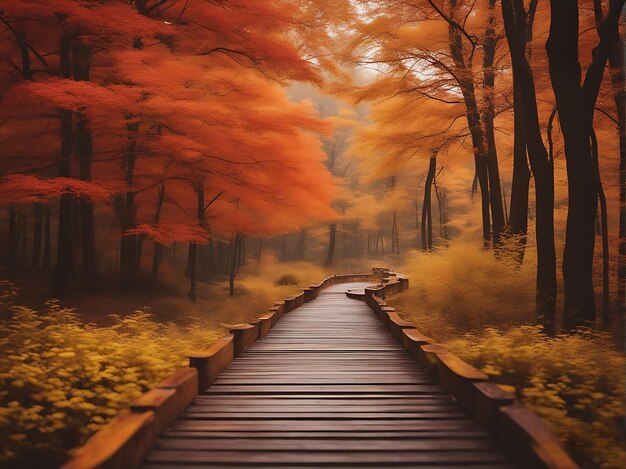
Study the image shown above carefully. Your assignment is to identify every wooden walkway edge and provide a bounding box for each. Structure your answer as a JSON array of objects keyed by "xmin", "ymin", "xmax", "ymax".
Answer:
[{"xmin": 62, "ymin": 270, "xmax": 578, "ymax": 469}]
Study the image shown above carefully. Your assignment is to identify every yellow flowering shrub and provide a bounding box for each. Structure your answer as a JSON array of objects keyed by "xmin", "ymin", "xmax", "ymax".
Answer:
[
  {"xmin": 0, "ymin": 286, "xmax": 221, "ymax": 468},
  {"xmin": 444, "ymin": 327, "xmax": 625, "ymax": 469}
]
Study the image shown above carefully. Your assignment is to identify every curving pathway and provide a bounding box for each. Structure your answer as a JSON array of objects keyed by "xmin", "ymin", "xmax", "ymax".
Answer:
[{"xmin": 142, "ymin": 282, "xmax": 512, "ymax": 468}]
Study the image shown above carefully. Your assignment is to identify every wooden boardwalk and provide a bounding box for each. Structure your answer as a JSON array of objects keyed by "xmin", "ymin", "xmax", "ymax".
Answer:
[{"xmin": 142, "ymin": 282, "xmax": 512, "ymax": 468}]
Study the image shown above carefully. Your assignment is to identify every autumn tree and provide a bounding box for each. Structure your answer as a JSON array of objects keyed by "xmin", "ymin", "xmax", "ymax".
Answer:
[{"xmin": 546, "ymin": 0, "xmax": 624, "ymax": 327}]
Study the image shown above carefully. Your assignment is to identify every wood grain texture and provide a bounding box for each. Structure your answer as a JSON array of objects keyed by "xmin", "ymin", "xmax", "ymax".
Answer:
[{"xmin": 143, "ymin": 282, "xmax": 513, "ymax": 468}]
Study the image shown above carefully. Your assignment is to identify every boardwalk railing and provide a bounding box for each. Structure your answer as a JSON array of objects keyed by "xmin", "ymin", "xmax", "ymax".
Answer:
[
  {"xmin": 63, "ymin": 267, "xmax": 577, "ymax": 469},
  {"xmin": 62, "ymin": 269, "xmax": 385, "ymax": 469},
  {"xmin": 360, "ymin": 272, "xmax": 578, "ymax": 469}
]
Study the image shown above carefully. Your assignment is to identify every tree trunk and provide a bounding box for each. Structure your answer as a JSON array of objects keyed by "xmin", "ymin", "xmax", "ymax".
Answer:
[
  {"xmin": 391, "ymin": 211, "xmax": 400, "ymax": 254},
  {"xmin": 297, "ymin": 229, "xmax": 305, "ymax": 259},
  {"xmin": 43, "ymin": 206, "xmax": 51, "ymax": 269},
  {"xmin": 482, "ymin": 0, "xmax": 506, "ymax": 244},
  {"xmin": 508, "ymin": 80, "xmax": 531, "ymax": 252},
  {"xmin": 32, "ymin": 203, "xmax": 43, "ymax": 267},
  {"xmin": 7, "ymin": 206, "xmax": 17, "ymax": 268},
  {"xmin": 188, "ymin": 243, "xmax": 197, "ymax": 301},
  {"xmin": 52, "ymin": 109, "xmax": 74, "ymax": 296},
  {"xmin": 280, "ymin": 233, "xmax": 288, "ymax": 262},
  {"xmin": 421, "ymin": 157, "xmax": 436, "ymax": 251},
  {"xmin": 73, "ymin": 40, "xmax": 97, "ymax": 291},
  {"xmin": 502, "ymin": 0, "xmax": 557, "ymax": 329},
  {"xmin": 446, "ymin": 10, "xmax": 491, "ymax": 243},
  {"xmin": 152, "ymin": 185, "xmax": 166, "ymax": 276},
  {"xmin": 545, "ymin": 0, "xmax": 623, "ymax": 326},
  {"xmin": 591, "ymin": 130, "xmax": 610, "ymax": 323},
  {"xmin": 188, "ymin": 185, "xmax": 205, "ymax": 300},
  {"xmin": 229, "ymin": 233, "xmax": 241, "ymax": 296},
  {"xmin": 324, "ymin": 223, "xmax": 336, "ymax": 267},
  {"xmin": 119, "ymin": 120, "xmax": 141, "ymax": 290}
]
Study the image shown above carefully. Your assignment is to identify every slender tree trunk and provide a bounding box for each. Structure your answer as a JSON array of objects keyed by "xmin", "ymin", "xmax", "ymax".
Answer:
[
  {"xmin": 119, "ymin": 120, "xmax": 141, "ymax": 290},
  {"xmin": 229, "ymin": 233, "xmax": 241, "ymax": 296},
  {"xmin": 32, "ymin": 203, "xmax": 43, "ymax": 267},
  {"xmin": 421, "ymin": 157, "xmax": 436, "ymax": 251},
  {"xmin": 297, "ymin": 229, "xmax": 305, "ymax": 259},
  {"xmin": 52, "ymin": 35, "xmax": 74, "ymax": 295},
  {"xmin": 324, "ymin": 223, "xmax": 336, "ymax": 267},
  {"xmin": 280, "ymin": 233, "xmax": 288, "ymax": 262},
  {"xmin": 502, "ymin": 0, "xmax": 557, "ymax": 329},
  {"xmin": 591, "ymin": 130, "xmax": 610, "ymax": 323},
  {"xmin": 73, "ymin": 40, "xmax": 97, "ymax": 291},
  {"xmin": 391, "ymin": 211, "xmax": 400, "ymax": 254},
  {"xmin": 43, "ymin": 206, "xmax": 51, "ymax": 269},
  {"xmin": 52, "ymin": 109, "xmax": 74, "ymax": 296},
  {"xmin": 188, "ymin": 185, "xmax": 205, "ymax": 301},
  {"xmin": 447, "ymin": 10, "xmax": 491, "ymax": 242},
  {"xmin": 188, "ymin": 243, "xmax": 197, "ymax": 301},
  {"xmin": 508, "ymin": 81, "xmax": 531, "ymax": 253},
  {"xmin": 482, "ymin": 0, "xmax": 505, "ymax": 244},
  {"xmin": 7, "ymin": 206, "xmax": 17, "ymax": 268},
  {"xmin": 152, "ymin": 185, "xmax": 166, "ymax": 276}
]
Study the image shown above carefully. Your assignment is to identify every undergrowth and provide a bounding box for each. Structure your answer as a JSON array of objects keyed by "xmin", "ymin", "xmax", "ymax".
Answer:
[
  {"xmin": 0, "ymin": 284, "xmax": 221, "ymax": 468},
  {"xmin": 389, "ymin": 245, "xmax": 626, "ymax": 469}
]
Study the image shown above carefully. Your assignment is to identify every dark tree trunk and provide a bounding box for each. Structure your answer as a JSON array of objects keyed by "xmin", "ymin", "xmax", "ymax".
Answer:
[
  {"xmin": 546, "ymin": 0, "xmax": 623, "ymax": 327},
  {"xmin": 229, "ymin": 233, "xmax": 241, "ymax": 296},
  {"xmin": 188, "ymin": 243, "xmax": 197, "ymax": 301},
  {"xmin": 502, "ymin": 0, "xmax": 557, "ymax": 329},
  {"xmin": 43, "ymin": 206, "xmax": 51, "ymax": 269},
  {"xmin": 297, "ymin": 229, "xmax": 305, "ymax": 259},
  {"xmin": 421, "ymin": 157, "xmax": 436, "ymax": 251},
  {"xmin": 32, "ymin": 203, "xmax": 43, "ymax": 267},
  {"xmin": 508, "ymin": 81, "xmax": 531, "ymax": 251},
  {"xmin": 52, "ymin": 108, "xmax": 74, "ymax": 296},
  {"xmin": 447, "ymin": 11, "xmax": 491, "ymax": 242},
  {"xmin": 324, "ymin": 223, "xmax": 336, "ymax": 267},
  {"xmin": 72, "ymin": 40, "xmax": 97, "ymax": 291},
  {"xmin": 482, "ymin": 0, "xmax": 506, "ymax": 244},
  {"xmin": 594, "ymin": 0, "xmax": 625, "ymax": 314},
  {"xmin": 391, "ymin": 211, "xmax": 400, "ymax": 254},
  {"xmin": 119, "ymin": 120, "xmax": 141, "ymax": 290},
  {"xmin": 152, "ymin": 185, "xmax": 166, "ymax": 276},
  {"xmin": 280, "ymin": 233, "xmax": 288, "ymax": 262},
  {"xmin": 591, "ymin": 130, "xmax": 610, "ymax": 323},
  {"xmin": 52, "ymin": 35, "xmax": 74, "ymax": 295},
  {"xmin": 188, "ymin": 185, "xmax": 205, "ymax": 301},
  {"xmin": 7, "ymin": 206, "xmax": 17, "ymax": 268}
]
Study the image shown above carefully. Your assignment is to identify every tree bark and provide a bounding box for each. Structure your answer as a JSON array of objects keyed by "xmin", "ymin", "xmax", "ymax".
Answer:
[
  {"xmin": 591, "ymin": 129, "xmax": 610, "ymax": 323},
  {"xmin": 546, "ymin": 0, "xmax": 623, "ymax": 327},
  {"xmin": 43, "ymin": 206, "xmax": 51, "ymax": 269},
  {"xmin": 482, "ymin": 0, "xmax": 506, "ymax": 244},
  {"xmin": 32, "ymin": 203, "xmax": 43, "ymax": 267},
  {"xmin": 446, "ymin": 4, "xmax": 491, "ymax": 242},
  {"xmin": 6, "ymin": 206, "xmax": 17, "ymax": 268},
  {"xmin": 508, "ymin": 80, "xmax": 531, "ymax": 252},
  {"xmin": 502, "ymin": 0, "xmax": 557, "ymax": 329},
  {"xmin": 324, "ymin": 223, "xmax": 336, "ymax": 267},
  {"xmin": 52, "ymin": 35, "xmax": 74, "ymax": 296},
  {"xmin": 52, "ymin": 109, "xmax": 74, "ymax": 296},
  {"xmin": 188, "ymin": 185, "xmax": 205, "ymax": 301},
  {"xmin": 297, "ymin": 229, "xmax": 305, "ymax": 259},
  {"xmin": 72, "ymin": 40, "xmax": 97, "ymax": 291},
  {"xmin": 421, "ymin": 157, "xmax": 436, "ymax": 251},
  {"xmin": 152, "ymin": 185, "xmax": 166, "ymax": 276}
]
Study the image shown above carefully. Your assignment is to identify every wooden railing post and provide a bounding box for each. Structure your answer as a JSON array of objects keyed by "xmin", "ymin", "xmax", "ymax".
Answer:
[{"xmin": 229, "ymin": 324, "xmax": 257, "ymax": 357}]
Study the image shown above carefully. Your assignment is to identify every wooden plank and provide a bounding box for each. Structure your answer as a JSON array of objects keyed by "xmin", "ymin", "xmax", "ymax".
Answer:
[
  {"xmin": 154, "ymin": 438, "xmax": 500, "ymax": 451},
  {"xmin": 145, "ymin": 450, "xmax": 510, "ymax": 465},
  {"xmin": 139, "ymin": 279, "xmax": 513, "ymax": 469}
]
